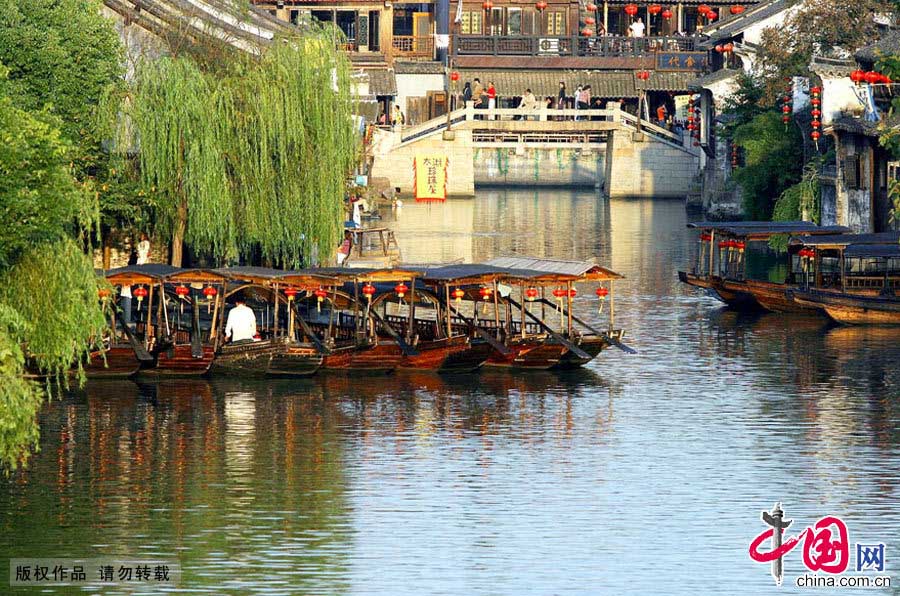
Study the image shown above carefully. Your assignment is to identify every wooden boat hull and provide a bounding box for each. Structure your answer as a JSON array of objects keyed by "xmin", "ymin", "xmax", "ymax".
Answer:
[
  {"xmin": 398, "ymin": 335, "xmax": 491, "ymax": 372},
  {"xmin": 321, "ymin": 343, "xmax": 402, "ymax": 373},
  {"xmin": 213, "ymin": 340, "xmax": 322, "ymax": 377},
  {"xmin": 84, "ymin": 345, "xmax": 142, "ymax": 378},
  {"xmin": 791, "ymin": 290, "xmax": 900, "ymax": 325},
  {"xmin": 484, "ymin": 337, "xmax": 566, "ymax": 370},
  {"xmin": 679, "ymin": 272, "xmax": 759, "ymax": 309},
  {"xmin": 554, "ymin": 335, "xmax": 610, "ymax": 369},
  {"xmin": 138, "ymin": 345, "xmax": 216, "ymax": 377},
  {"xmin": 744, "ymin": 280, "xmax": 817, "ymax": 314}
]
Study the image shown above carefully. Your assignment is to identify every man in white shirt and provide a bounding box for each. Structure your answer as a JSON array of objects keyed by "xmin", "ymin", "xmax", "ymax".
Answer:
[
  {"xmin": 629, "ymin": 17, "xmax": 645, "ymax": 38},
  {"xmin": 225, "ymin": 299, "xmax": 257, "ymax": 343}
]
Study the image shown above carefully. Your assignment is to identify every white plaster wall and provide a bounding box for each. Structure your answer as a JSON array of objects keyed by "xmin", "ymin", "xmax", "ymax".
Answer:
[
  {"xmin": 821, "ymin": 77, "xmax": 866, "ymax": 125},
  {"xmin": 741, "ymin": 6, "xmax": 798, "ymax": 46},
  {"xmin": 396, "ymin": 73, "xmax": 446, "ymax": 115}
]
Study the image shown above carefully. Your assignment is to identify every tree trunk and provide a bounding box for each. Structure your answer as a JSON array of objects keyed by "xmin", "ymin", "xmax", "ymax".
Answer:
[
  {"xmin": 171, "ymin": 198, "xmax": 187, "ymax": 267},
  {"xmin": 102, "ymin": 244, "xmax": 112, "ymax": 270}
]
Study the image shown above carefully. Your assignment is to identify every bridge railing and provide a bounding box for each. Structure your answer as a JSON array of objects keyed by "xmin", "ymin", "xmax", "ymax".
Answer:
[{"xmin": 453, "ymin": 34, "xmax": 698, "ymax": 57}]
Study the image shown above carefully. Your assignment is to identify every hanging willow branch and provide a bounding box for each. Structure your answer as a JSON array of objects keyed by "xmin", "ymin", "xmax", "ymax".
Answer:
[{"xmin": 104, "ymin": 29, "xmax": 357, "ymax": 267}]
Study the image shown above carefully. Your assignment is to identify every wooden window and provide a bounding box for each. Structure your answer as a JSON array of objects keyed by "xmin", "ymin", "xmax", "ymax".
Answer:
[
  {"xmin": 507, "ymin": 7, "xmax": 522, "ymax": 34},
  {"xmin": 545, "ymin": 11, "xmax": 565, "ymax": 35},
  {"xmin": 460, "ymin": 11, "xmax": 483, "ymax": 34},
  {"xmin": 842, "ymin": 154, "xmax": 868, "ymax": 190}
]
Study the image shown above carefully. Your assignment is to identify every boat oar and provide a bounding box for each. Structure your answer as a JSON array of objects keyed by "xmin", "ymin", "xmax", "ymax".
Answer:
[
  {"xmin": 368, "ymin": 307, "xmax": 419, "ymax": 356},
  {"xmin": 434, "ymin": 294, "xmax": 513, "ymax": 356},
  {"xmin": 535, "ymin": 297, "xmax": 637, "ymax": 355},
  {"xmin": 291, "ymin": 302, "xmax": 331, "ymax": 355},
  {"xmin": 505, "ymin": 295, "xmax": 593, "ymax": 360},
  {"xmin": 114, "ymin": 310, "xmax": 154, "ymax": 362}
]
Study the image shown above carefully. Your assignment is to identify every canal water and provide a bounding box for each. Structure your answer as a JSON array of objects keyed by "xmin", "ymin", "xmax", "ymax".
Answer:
[{"xmin": 2, "ymin": 190, "xmax": 899, "ymax": 595}]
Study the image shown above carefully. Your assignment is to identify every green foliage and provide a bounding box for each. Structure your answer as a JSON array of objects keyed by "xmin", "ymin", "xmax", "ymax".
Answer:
[
  {"xmin": 0, "ymin": 304, "xmax": 42, "ymax": 472},
  {"xmin": 0, "ymin": 72, "xmax": 95, "ymax": 269},
  {"xmin": 768, "ymin": 158, "xmax": 823, "ymax": 251},
  {"xmin": 732, "ymin": 112, "xmax": 804, "ymax": 219},
  {"xmin": 0, "ymin": 239, "xmax": 108, "ymax": 386},
  {"xmin": 105, "ymin": 31, "xmax": 357, "ymax": 266},
  {"xmin": 719, "ymin": 74, "xmax": 768, "ymax": 131}
]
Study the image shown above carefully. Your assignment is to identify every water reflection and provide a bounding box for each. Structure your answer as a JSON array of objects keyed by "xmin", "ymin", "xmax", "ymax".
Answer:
[{"xmin": 1, "ymin": 191, "xmax": 899, "ymax": 595}]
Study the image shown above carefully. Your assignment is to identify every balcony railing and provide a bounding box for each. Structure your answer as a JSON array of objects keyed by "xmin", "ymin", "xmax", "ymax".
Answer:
[
  {"xmin": 453, "ymin": 34, "xmax": 696, "ymax": 57},
  {"xmin": 392, "ymin": 35, "xmax": 435, "ymax": 57}
]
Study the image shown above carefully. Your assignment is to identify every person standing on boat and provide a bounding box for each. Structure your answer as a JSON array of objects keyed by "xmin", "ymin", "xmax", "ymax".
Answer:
[{"xmin": 225, "ymin": 298, "xmax": 257, "ymax": 344}]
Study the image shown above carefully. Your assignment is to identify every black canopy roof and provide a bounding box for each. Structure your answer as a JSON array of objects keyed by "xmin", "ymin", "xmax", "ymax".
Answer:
[
  {"xmin": 844, "ymin": 244, "xmax": 900, "ymax": 258},
  {"xmin": 688, "ymin": 221, "xmax": 849, "ymax": 238},
  {"xmin": 790, "ymin": 232, "xmax": 900, "ymax": 248},
  {"xmin": 105, "ymin": 264, "xmax": 181, "ymax": 279}
]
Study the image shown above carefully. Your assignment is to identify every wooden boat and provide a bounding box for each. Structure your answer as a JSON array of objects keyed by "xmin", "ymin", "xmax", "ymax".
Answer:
[
  {"xmin": 678, "ymin": 221, "xmax": 849, "ymax": 310},
  {"xmin": 417, "ymin": 259, "xmax": 634, "ymax": 370},
  {"xmin": 83, "ymin": 345, "xmax": 142, "ymax": 378},
  {"xmin": 104, "ymin": 265, "xmax": 225, "ymax": 377},
  {"xmin": 787, "ymin": 241, "xmax": 900, "ymax": 325}
]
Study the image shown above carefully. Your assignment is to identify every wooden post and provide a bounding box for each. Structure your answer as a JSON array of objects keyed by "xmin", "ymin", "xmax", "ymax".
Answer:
[
  {"xmin": 210, "ymin": 285, "xmax": 220, "ymax": 340},
  {"xmin": 609, "ymin": 281, "xmax": 615, "ymax": 331},
  {"xmin": 492, "ymin": 279, "xmax": 501, "ymax": 338},
  {"xmin": 327, "ymin": 285, "xmax": 336, "ymax": 342},
  {"xmin": 445, "ymin": 283, "xmax": 453, "ymax": 338},
  {"xmin": 840, "ymin": 249, "xmax": 846, "ymax": 291},
  {"xmin": 274, "ymin": 283, "xmax": 280, "ymax": 338},
  {"xmin": 566, "ymin": 280, "xmax": 573, "ymax": 336},
  {"xmin": 708, "ymin": 230, "xmax": 715, "ymax": 276},
  {"xmin": 603, "ymin": 1, "xmax": 608, "ymax": 33},
  {"xmin": 407, "ymin": 276, "xmax": 416, "ymax": 342},
  {"xmin": 353, "ymin": 280, "xmax": 361, "ymax": 341},
  {"xmin": 520, "ymin": 282, "xmax": 526, "ymax": 338}
]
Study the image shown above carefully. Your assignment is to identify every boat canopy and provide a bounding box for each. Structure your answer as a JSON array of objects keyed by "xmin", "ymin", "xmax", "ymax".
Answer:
[
  {"xmin": 687, "ymin": 221, "xmax": 849, "ymax": 240},
  {"xmin": 483, "ymin": 256, "xmax": 623, "ymax": 281},
  {"xmin": 104, "ymin": 264, "xmax": 224, "ymax": 285},
  {"xmin": 789, "ymin": 231, "xmax": 900, "ymax": 249},
  {"xmin": 843, "ymin": 243, "xmax": 900, "ymax": 258}
]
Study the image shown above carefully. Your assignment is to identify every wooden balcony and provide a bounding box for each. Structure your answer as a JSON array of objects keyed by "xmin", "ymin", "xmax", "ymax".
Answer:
[
  {"xmin": 453, "ymin": 34, "xmax": 697, "ymax": 57},
  {"xmin": 392, "ymin": 35, "xmax": 435, "ymax": 58}
]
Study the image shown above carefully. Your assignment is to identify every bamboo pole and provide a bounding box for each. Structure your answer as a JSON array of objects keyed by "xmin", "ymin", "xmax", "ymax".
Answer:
[
  {"xmin": 147, "ymin": 284, "xmax": 155, "ymax": 342},
  {"xmin": 445, "ymin": 283, "xmax": 452, "ymax": 338},
  {"xmin": 708, "ymin": 230, "xmax": 715, "ymax": 276},
  {"xmin": 407, "ymin": 276, "xmax": 416, "ymax": 343},
  {"xmin": 274, "ymin": 283, "xmax": 280, "ymax": 338},
  {"xmin": 520, "ymin": 282, "xmax": 526, "ymax": 338},
  {"xmin": 492, "ymin": 279, "xmax": 500, "ymax": 338},
  {"xmin": 566, "ymin": 280, "xmax": 573, "ymax": 337}
]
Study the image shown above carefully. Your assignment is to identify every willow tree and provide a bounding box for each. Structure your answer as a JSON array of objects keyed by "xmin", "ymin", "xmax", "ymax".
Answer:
[{"xmin": 105, "ymin": 31, "xmax": 357, "ymax": 267}]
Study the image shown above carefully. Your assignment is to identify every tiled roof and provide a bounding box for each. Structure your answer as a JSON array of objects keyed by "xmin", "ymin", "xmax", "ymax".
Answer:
[
  {"xmin": 829, "ymin": 114, "xmax": 900, "ymax": 138},
  {"xmin": 688, "ymin": 68, "xmax": 740, "ymax": 89},
  {"xmin": 456, "ymin": 69, "xmax": 698, "ymax": 98},
  {"xmin": 394, "ymin": 61, "xmax": 446, "ymax": 75},
  {"xmin": 809, "ymin": 56, "xmax": 856, "ymax": 77},
  {"xmin": 855, "ymin": 31, "xmax": 900, "ymax": 64},
  {"xmin": 701, "ymin": 0, "xmax": 797, "ymax": 43}
]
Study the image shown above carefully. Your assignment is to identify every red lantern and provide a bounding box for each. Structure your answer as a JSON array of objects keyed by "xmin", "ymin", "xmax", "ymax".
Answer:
[
  {"xmin": 175, "ymin": 284, "xmax": 190, "ymax": 297},
  {"xmin": 697, "ymin": 4, "xmax": 711, "ymax": 13},
  {"xmin": 586, "ymin": 2, "xmax": 598, "ymax": 10},
  {"xmin": 810, "ymin": 86, "xmax": 821, "ymax": 95},
  {"xmin": 811, "ymin": 130, "xmax": 820, "ymax": 140},
  {"xmin": 706, "ymin": 10, "xmax": 717, "ymax": 20},
  {"xmin": 687, "ymin": 124, "xmax": 696, "ymax": 131},
  {"xmin": 203, "ymin": 286, "xmax": 217, "ymax": 298},
  {"xmin": 314, "ymin": 288, "xmax": 328, "ymax": 301},
  {"xmin": 648, "ymin": 4, "xmax": 662, "ymax": 14},
  {"xmin": 637, "ymin": 70, "xmax": 650, "ymax": 81},
  {"xmin": 661, "ymin": 8, "xmax": 673, "ymax": 19},
  {"xmin": 552, "ymin": 287, "xmax": 566, "ymax": 299},
  {"xmin": 482, "ymin": 0, "xmax": 493, "ymax": 9},
  {"xmin": 700, "ymin": 233, "xmax": 712, "ymax": 242},
  {"xmin": 450, "ymin": 71, "xmax": 460, "ymax": 82},
  {"xmin": 595, "ymin": 287, "xmax": 609, "ymax": 298},
  {"xmin": 718, "ymin": 240, "xmax": 729, "ymax": 249},
  {"xmin": 782, "ymin": 115, "xmax": 790, "ymax": 124},
  {"xmin": 865, "ymin": 71, "xmax": 880, "ymax": 84},
  {"xmin": 479, "ymin": 286, "xmax": 493, "ymax": 300},
  {"xmin": 811, "ymin": 108, "xmax": 821, "ymax": 118},
  {"xmin": 584, "ymin": 16, "xmax": 596, "ymax": 25},
  {"xmin": 567, "ymin": 288, "xmax": 577, "ymax": 299},
  {"xmin": 452, "ymin": 288, "xmax": 465, "ymax": 302},
  {"xmin": 581, "ymin": 27, "xmax": 593, "ymax": 36},
  {"xmin": 361, "ymin": 283, "xmax": 376, "ymax": 302},
  {"xmin": 535, "ymin": 0, "xmax": 548, "ymax": 9},
  {"xmin": 736, "ymin": 241, "xmax": 746, "ymax": 252},
  {"xmin": 98, "ymin": 288, "xmax": 111, "ymax": 300},
  {"xmin": 284, "ymin": 287, "xmax": 299, "ymax": 300},
  {"xmin": 782, "ymin": 105, "xmax": 791, "ymax": 114},
  {"xmin": 525, "ymin": 287, "xmax": 539, "ymax": 301},
  {"xmin": 730, "ymin": 5, "xmax": 745, "ymax": 14},
  {"xmin": 850, "ymin": 70, "xmax": 865, "ymax": 84},
  {"xmin": 394, "ymin": 283, "xmax": 408, "ymax": 299},
  {"xmin": 624, "ymin": 3, "xmax": 639, "ymax": 16},
  {"xmin": 811, "ymin": 97, "xmax": 820, "ymax": 106},
  {"xmin": 715, "ymin": 44, "xmax": 724, "ymax": 53},
  {"xmin": 811, "ymin": 119, "xmax": 821, "ymax": 129},
  {"xmin": 723, "ymin": 42, "xmax": 734, "ymax": 53},
  {"xmin": 133, "ymin": 286, "xmax": 148, "ymax": 304}
]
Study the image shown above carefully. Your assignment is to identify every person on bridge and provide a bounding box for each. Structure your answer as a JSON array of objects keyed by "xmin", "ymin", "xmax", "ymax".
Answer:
[
  {"xmin": 518, "ymin": 89, "xmax": 538, "ymax": 120},
  {"xmin": 225, "ymin": 298, "xmax": 257, "ymax": 344},
  {"xmin": 656, "ymin": 104, "xmax": 668, "ymax": 126},
  {"xmin": 472, "ymin": 78, "xmax": 484, "ymax": 119},
  {"xmin": 629, "ymin": 17, "xmax": 645, "ymax": 38},
  {"xmin": 486, "ymin": 81, "xmax": 497, "ymax": 119},
  {"xmin": 462, "ymin": 81, "xmax": 472, "ymax": 106}
]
